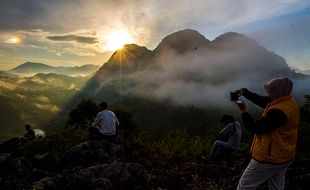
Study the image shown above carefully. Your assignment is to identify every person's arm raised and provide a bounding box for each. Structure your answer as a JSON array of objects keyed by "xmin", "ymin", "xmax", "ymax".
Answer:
[{"xmin": 236, "ymin": 88, "xmax": 269, "ymax": 108}]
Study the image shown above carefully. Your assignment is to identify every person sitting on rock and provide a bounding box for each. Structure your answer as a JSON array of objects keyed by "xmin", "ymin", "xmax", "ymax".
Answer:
[
  {"xmin": 89, "ymin": 101, "xmax": 120, "ymax": 142},
  {"xmin": 19, "ymin": 124, "xmax": 36, "ymax": 145},
  {"xmin": 23, "ymin": 124, "xmax": 36, "ymax": 141},
  {"xmin": 203, "ymin": 114, "xmax": 242, "ymax": 161}
]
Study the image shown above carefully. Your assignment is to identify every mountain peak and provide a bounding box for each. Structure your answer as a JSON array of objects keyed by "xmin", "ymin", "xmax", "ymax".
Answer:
[
  {"xmin": 211, "ymin": 32, "xmax": 261, "ymax": 50},
  {"xmin": 15, "ymin": 61, "xmax": 50, "ymax": 67},
  {"xmin": 12, "ymin": 62, "xmax": 52, "ymax": 73},
  {"xmin": 215, "ymin": 32, "xmax": 245, "ymax": 39},
  {"xmin": 122, "ymin": 43, "xmax": 148, "ymax": 50},
  {"xmin": 154, "ymin": 29, "xmax": 210, "ymax": 54},
  {"xmin": 94, "ymin": 29, "xmax": 293, "ymax": 84},
  {"xmin": 99, "ymin": 44, "xmax": 152, "ymax": 73}
]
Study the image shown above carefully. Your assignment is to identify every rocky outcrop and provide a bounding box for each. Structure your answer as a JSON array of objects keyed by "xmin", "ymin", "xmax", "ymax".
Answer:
[
  {"xmin": 31, "ymin": 162, "xmax": 146, "ymax": 190},
  {"xmin": 1, "ymin": 139, "xmax": 309, "ymax": 190}
]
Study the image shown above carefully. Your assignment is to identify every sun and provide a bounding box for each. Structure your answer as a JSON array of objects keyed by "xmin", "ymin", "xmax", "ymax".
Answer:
[{"xmin": 105, "ymin": 30, "xmax": 133, "ymax": 51}]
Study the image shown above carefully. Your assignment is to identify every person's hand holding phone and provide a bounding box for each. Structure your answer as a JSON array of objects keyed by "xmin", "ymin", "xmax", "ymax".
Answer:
[{"xmin": 235, "ymin": 101, "xmax": 246, "ymax": 113}]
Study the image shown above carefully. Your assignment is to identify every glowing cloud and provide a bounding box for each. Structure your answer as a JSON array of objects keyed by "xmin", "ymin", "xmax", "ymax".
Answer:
[
  {"xmin": 4, "ymin": 37, "xmax": 20, "ymax": 44},
  {"xmin": 0, "ymin": 80, "xmax": 16, "ymax": 90},
  {"xmin": 47, "ymin": 34, "xmax": 98, "ymax": 44},
  {"xmin": 34, "ymin": 103, "xmax": 60, "ymax": 113},
  {"xmin": 36, "ymin": 95, "xmax": 50, "ymax": 103}
]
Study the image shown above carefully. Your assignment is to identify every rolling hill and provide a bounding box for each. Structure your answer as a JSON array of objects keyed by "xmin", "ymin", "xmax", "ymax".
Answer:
[{"xmin": 11, "ymin": 62, "xmax": 100, "ymax": 76}]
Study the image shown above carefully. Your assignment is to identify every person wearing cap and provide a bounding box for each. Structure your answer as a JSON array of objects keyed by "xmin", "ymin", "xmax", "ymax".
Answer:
[
  {"xmin": 234, "ymin": 77, "xmax": 299, "ymax": 190},
  {"xmin": 89, "ymin": 101, "xmax": 120, "ymax": 142}
]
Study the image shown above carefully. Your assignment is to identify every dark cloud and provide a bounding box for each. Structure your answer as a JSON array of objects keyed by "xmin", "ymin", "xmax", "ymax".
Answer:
[
  {"xmin": 47, "ymin": 35, "xmax": 98, "ymax": 44},
  {"xmin": 0, "ymin": 0, "xmax": 89, "ymax": 32},
  {"xmin": 0, "ymin": 0, "xmax": 53, "ymax": 31}
]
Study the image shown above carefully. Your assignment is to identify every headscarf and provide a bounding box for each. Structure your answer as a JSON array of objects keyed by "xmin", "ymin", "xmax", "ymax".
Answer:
[{"xmin": 264, "ymin": 77, "xmax": 293, "ymax": 100}]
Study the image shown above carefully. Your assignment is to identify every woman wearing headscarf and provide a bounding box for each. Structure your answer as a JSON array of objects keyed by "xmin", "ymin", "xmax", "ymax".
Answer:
[{"xmin": 234, "ymin": 77, "xmax": 299, "ymax": 190}]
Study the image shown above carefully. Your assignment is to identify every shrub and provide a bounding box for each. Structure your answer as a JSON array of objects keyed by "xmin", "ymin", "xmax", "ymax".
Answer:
[
  {"xmin": 297, "ymin": 94, "xmax": 310, "ymax": 159},
  {"xmin": 24, "ymin": 125, "xmax": 89, "ymax": 157},
  {"xmin": 114, "ymin": 108, "xmax": 140, "ymax": 140},
  {"xmin": 142, "ymin": 129, "xmax": 213, "ymax": 160}
]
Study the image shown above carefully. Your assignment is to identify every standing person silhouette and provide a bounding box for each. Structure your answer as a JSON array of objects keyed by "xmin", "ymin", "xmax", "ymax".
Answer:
[{"xmin": 234, "ymin": 77, "xmax": 299, "ymax": 190}]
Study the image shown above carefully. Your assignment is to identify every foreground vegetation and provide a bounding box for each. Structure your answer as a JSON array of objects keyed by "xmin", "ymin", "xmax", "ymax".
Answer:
[
  {"xmin": 23, "ymin": 95, "xmax": 310, "ymax": 161},
  {"xmin": 1, "ymin": 95, "xmax": 309, "ymax": 190}
]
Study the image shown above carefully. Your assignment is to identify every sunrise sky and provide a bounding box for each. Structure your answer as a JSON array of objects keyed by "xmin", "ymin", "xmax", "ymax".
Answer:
[{"xmin": 0, "ymin": 0, "xmax": 309, "ymax": 70}]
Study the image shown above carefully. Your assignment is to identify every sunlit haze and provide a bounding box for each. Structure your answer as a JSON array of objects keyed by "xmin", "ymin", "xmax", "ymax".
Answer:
[
  {"xmin": 105, "ymin": 30, "xmax": 133, "ymax": 51},
  {"xmin": 0, "ymin": 0, "xmax": 310, "ymax": 70},
  {"xmin": 4, "ymin": 37, "xmax": 20, "ymax": 44}
]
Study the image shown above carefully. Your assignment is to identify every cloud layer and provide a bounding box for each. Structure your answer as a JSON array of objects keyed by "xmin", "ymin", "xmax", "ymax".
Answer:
[{"xmin": 47, "ymin": 35, "xmax": 98, "ymax": 44}]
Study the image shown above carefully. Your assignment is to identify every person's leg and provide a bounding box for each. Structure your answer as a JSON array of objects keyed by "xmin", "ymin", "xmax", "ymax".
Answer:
[
  {"xmin": 209, "ymin": 140, "xmax": 232, "ymax": 156},
  {"xmin": 267, "ymin": 161, "xmax": 292, "ymax": 190},
  {"xmin": 237, "ymin": 159, "xmax": 276, "ymax": 190},
  {"xmin": 102, "ymin": 134, "xmax": 117, "ymax": 142}
]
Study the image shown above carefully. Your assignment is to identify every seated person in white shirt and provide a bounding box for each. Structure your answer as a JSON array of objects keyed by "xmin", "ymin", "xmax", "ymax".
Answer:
[{"xmin": 89, "ymin": 101, "xmax": 120, "ymax": 142}]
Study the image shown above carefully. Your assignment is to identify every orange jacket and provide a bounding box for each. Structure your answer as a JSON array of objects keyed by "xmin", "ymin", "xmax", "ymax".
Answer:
[{"xmin": 250, "ymin": 95, "xmax": 299, "ymax": 164}]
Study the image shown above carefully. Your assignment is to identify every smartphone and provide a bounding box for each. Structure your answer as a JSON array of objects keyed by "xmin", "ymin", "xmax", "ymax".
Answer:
[
  {"xmin": 230, "ymin": 92, "xmax": 239, "ymax": 101},
  {"xmin": 234, "ymin": 101, "xmax": 244, "ymax": 104}
]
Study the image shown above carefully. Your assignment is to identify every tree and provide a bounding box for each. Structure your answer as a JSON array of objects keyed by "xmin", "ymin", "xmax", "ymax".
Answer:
[
  {"xmin": 301, "ymin": 95, "xmax": 310, "ymax": 122},
  {"xmin": 67, "ymin": 98, "xmax": 99, "ymax": 126},
  {"xmin": 114, "ymin": 108, "xmax": 140, "ymax": 140}
]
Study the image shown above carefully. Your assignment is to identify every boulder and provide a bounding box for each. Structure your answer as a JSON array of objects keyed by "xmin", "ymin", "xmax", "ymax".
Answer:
[
  {"xmin": 0, "ymin": 153, "xmax": 11, "ymax": 164},
  {"xmin": 58, "ymin": 141, "xmax": 110, "ymax": 169},
  {"xmin": 32, "ymin": 152, "xmax": 57, "ymax": 170},
  {"xmin": 0, "ymin": 157, "xmax": 33, "ymax": 190},
  {"xmin": 24, "ymin": 169, "xmax": 51, "ymax": 185},
  {"xmin": 90, "ymin": 177, "xmax": 112, "ymax": 190},
  {"xmin": 0, "ymin": 137, "xmax": 23, "ymax": 156}
]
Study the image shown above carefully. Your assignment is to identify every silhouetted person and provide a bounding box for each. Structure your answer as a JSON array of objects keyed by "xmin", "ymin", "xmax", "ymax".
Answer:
[
  {"xmin": 19, "ymin": 124, "xmax": 36, "ymax": 145},
  {"xmin": 203, "ymin": 114, "xmax": 242, "ymax": 161},
  {"xmin": 23, "ymin": 124, "xmax": 35, "ymax": 141},
  {"xmin": 0, "ymin": 124, "xmax": 35, "ymax": 152},
  {"xmin": 234, "ymin": 77, "xmax": 299, "ymax": 190},
  {"xmin": 89, "ymin": 101, "xmax": 120, "ymax": 142}
]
